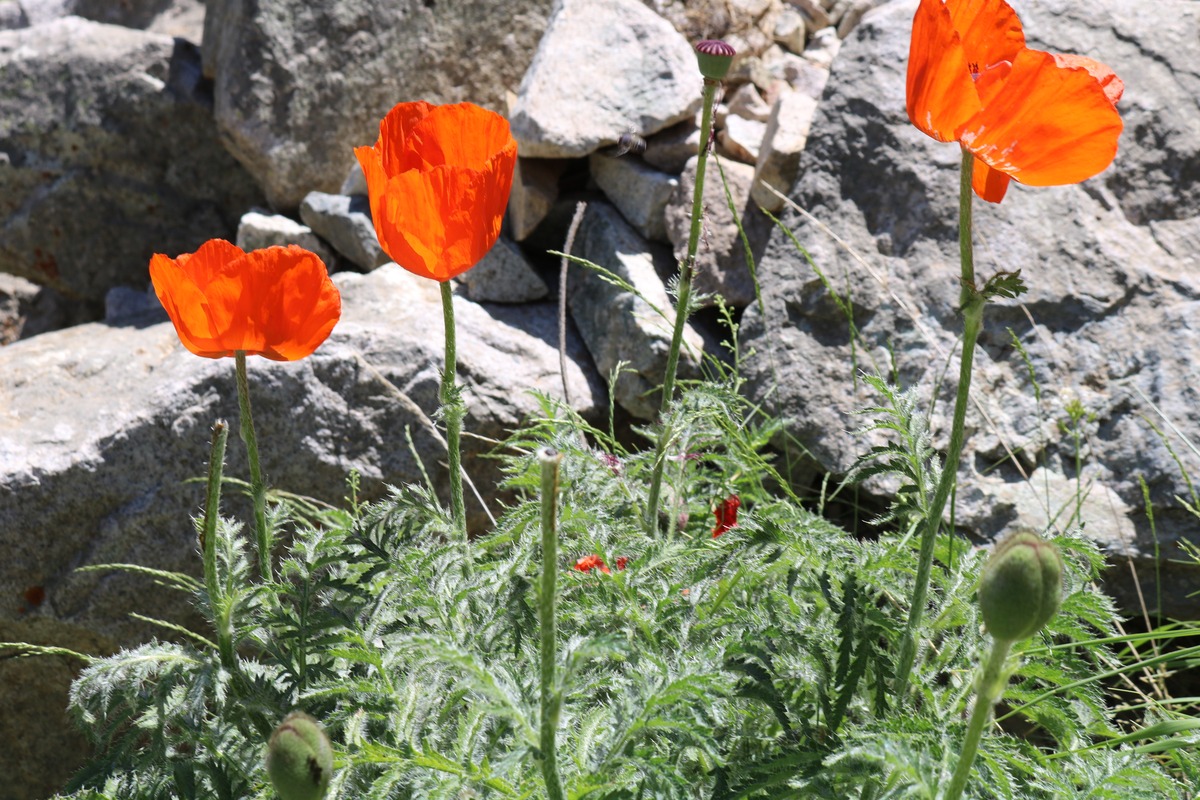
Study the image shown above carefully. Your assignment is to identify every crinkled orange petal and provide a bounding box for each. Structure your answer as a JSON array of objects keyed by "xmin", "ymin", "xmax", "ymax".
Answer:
[
  {"xmin": 1052, "ymin": 53, "xmax": 1125, "ymax": 104},
  {"xmin": 237, "ymin": 246, "xmax": 342, "ymax": 361},
  {"xmin": 959, "ymin": 48, "xmax": 1123, "ymax": 187},
  {"xmin": 971, "ymin": 157, "xmax": 1012, "ymax": 203},
  {"xmin": 151, "ymin": 239, "xmax": 247, "ymax": 358},
  {"xmin": 946, "ymin": 0, "xmax": 1025, "ymax": 77},
  {"xmin": 906, "ymin": 0, "xmax": 984, "ymax": 142},
  {"xmin": 358, "ymin": 102, "xmax": 517, "ymax": 282},
  {"xmin": 149, "ymin": 240, "xmax": 340, "ymax": 361}
]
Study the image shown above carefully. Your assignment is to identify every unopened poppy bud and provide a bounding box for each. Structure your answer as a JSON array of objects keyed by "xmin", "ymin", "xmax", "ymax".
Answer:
[
  {"xmin": 978, "ymin": 530, "xmax": 1063, "ymax": 642},
  {"xmin": 695, "ymin": 39, "xmax": 736, "ymax": 80},
  {"xmin": 266, "ymin": 711, "xmax": 333, "ymax": 800}
]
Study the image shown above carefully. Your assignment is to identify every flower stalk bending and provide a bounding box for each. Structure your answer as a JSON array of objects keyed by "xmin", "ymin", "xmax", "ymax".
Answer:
[
  {"xmin": 893, "ymin": 148, "xmax": 984, "ymax": 701},
  {"xmin": 645, "ymin": 59, "xmax": 725, "ymax": 534},
  {"xmin": 235, "ymin": 351, "xmax": 272, "ymax": 582},
  {"xmin": 537, "ymin": 447, "xmax": 567, "ymax": 800}
]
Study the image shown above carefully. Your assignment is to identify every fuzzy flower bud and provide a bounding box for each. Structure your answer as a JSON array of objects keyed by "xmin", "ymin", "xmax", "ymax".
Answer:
[
  {"xmin": 978, "ymin": 530, "xmax": 1064, "ymax": 642},
  {"xmin": 695, "ymin": 39, "xmax": 736, "ymax": 80},
  {"xmin": 266, "ymin": 711, "xmax": 333, "ymax": 800}
]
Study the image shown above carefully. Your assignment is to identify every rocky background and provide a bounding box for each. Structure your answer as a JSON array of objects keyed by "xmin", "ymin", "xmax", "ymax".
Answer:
[{"xmin": 1, "ymin": 0, "xmax": 1197, "ymax": 796}]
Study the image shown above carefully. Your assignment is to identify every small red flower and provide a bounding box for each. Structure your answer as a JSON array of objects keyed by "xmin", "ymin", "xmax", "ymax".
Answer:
[
  {"xmin": 712, "ymin": 495, "xmax": 741, "ymax": 538},
  {"xmin": 615, "ymin": 556, "xmax": 629, "ymax": 571},
  {"xmin": 573, "ymin": 554, "xmax": 609, "ymax": 574}
]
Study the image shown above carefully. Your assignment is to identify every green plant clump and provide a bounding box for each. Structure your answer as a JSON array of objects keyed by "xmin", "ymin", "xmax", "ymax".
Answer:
[{"xmin": 26, "ymin": 378, "xmax": 1196, "ymax": 799}]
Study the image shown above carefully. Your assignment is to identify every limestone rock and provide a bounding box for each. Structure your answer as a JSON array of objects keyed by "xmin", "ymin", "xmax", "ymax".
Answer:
[
  {"xmin": 719, "ymin": 114, "xmax": 768, "ymax": 164},
  {"xmin": 299, "ymin": 192, "xmax": 389, "ymax": 271},
  {"xmin": 787, "ymin": 0, "xmax": 830, "ymax": 30},
  {"xmin": 203, "ymin": 0, "xmax": 554, "ymax": 208},
  {"xmin": 510, "ymin": 0, "xmax": 701, "ymax": 159},
  {"xmin": 509, "ymin": 158, "xmax": 566, "ymax": 242},
  {"xmin": 237, "ymin": 211, "xmax": 337, "ymax": 267},
  {"xmin": 739, "ymin": 0, "xmax": 1200, "ymax": 616},
  {"xmin": 773, "ymin": 6, "xmax": 807, "ymax": 53},
  {"xmin": 589, "ymin": 153, "xmax": 679, "ymax": 242},
  {"xmin": 643, "ymin": 119, "xmax": 701, "ymax": 175},
  {"xmin": 802, "ymin": 25, "xmax": 841, "ymax": 68},
  {"xmin": 569, "ymin": 202, "xmax": 703, "ymax": 419},
  {"xmin": 664, "ymin": 155, "xmax": 759, "ymax": 307},
  {"xmin": 751, "ymin": 89, "xmax": 819, "ymax": 212},
  {"xmin": 0, "ymin": 19, "xmax": 263, "ymax": 302},
  {"xmin": 457, "ymin": 237, "xmax": 549, "ymax": 304},
  {"xmin": 726, "ymin": 83, "xmax": 773, "ymax": 122}
]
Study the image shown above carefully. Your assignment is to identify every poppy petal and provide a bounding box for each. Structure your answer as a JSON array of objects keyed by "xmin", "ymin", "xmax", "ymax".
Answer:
[
  {"xmin": 946, "ymin": 0, "xmax": 1025, "ymax": 78},
  {"xmin": 358, "ymin": 101, "xmax": 518, "ymax": 283},
  {"xmin": 150, "ymin": 240, "xmax": 340, "ymax": 361},
  {"xmin": 971, "ymin": 157, "xmax": 1012, "ymax": 203},
  {"xmin": 1052, "ymin": 53, "xmax": 1124, "ymax": 105},
  {"xmin": 960, "ymin": 48, "xmax": 1123, "ymax": 188},
  {"xmin": 906, "ymin": 0, "xmax": 984, "ymax": 142}
]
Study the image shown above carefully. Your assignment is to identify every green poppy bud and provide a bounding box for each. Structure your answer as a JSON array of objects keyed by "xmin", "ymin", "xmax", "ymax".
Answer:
[
  {"xmin": 978, "ymin": 530, "xmax": 1064, "ymax": 642},
  {"xmin": 266, "ymin": 711, "xmax": 333, "ymax": 800},
  {"xmin": 695, "ymin": 39, "xmax": 736, "ymax": 81}
]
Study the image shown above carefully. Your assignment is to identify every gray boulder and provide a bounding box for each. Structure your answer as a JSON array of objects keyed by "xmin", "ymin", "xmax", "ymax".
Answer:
[
  {"xmin": 664, "ymin": 155, "xmax": 762, "ymax": 307},
  {"xmin": 202, "ymin": 0, "xmax": 554, "ymax": 209},
  {"xmin": 0, "ymin": 264, "xmax": 603, "ymax": 655},
  {"xmin": 457, "ymin": 237, "xmax": 549, "ymax": 304},
  {"xmin": 0, "ymin": 18, "xmax": 263, "ymax": 303},
  {"xmin": 570, "ymin": 202, "xmax": 704, "ymax": 419},
  {"xmin": 740, "ymin": 0, "xmax": 1200, "ymax": 615},
  {"xmin": 510, "ymin": 0, "xmax": 701, "ymax": 159},
  {"xmin": 299, "ymin": 192, "xmax": 390, "ymax": 271}
]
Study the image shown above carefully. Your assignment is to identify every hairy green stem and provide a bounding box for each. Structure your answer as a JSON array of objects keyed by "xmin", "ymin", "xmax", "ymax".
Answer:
[
  {"xmin": 645, "ymin": 77, "xmax": 720, "ymax": 534},
  {"xmin": 235, "ymin": 351, "xmax": 271, "ymax": 582},
  {"xmin": 202, "ymin": 420, "xmax": 234, "ymax": 669},
  {"xmin": 440, "ymin": 280, "xmax": 467, "ymax": 540},
  {"xmin": 944, "ymin": 637, "xmax": 1013, "ymax": 800},
  {"xmin": 537, "ymin": 447, "xmax": 566, "ymax": 800},
  {"xmin": 894, "ymin": 148, "xmax": 984, "ymax": 701}
]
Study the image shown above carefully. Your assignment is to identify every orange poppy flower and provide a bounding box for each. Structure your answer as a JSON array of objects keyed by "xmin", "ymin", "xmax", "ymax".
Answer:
[
  {"xmin": 150, "ymin": 239, "xmax": 342, "ymax": 361},
  {"xmin": 906, "ymin": 0, "xmax": 1123, "ymax": 203},
  {"xmin": 355, "ymin": 101, "xmax": 518, "ymax": 282}
]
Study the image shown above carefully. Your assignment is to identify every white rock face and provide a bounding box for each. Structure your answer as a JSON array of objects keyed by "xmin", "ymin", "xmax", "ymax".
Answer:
[{"xmin": 510, "ymin": 0, "xmax": 702, "ymax": 158}]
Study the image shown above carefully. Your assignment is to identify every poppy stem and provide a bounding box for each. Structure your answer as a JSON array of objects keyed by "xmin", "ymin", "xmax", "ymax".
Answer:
[
  {"xmin": 439, "ymin": 280, "xmax": 467, "ymax": 540},
  {"xmin": 944, "ymin": 637, "xmax": 1014, "ymax": 800},
  {"xmin": 537, "ymin": 447, "xmax": 567, "ymax": 800},
  {"xmin": 893, "ymin": 148, "xmax": 984, "ymax": 701},
  {"xmin": 644, "ymin": 76, "xmax": 720, "ymax": 534},
  {"xmin": 202, "ymin": 420, "xmax": 235, "ymax": 670},
  {"xmin": 235, "ymin": 351, "xmax": 272, "ymax": 582}
]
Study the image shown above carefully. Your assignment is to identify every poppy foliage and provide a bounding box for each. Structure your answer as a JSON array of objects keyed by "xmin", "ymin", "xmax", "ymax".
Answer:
[
  {"xmin": 356, "ymin": 101, "xmax": 518, "ymax": 282},
  {"xmin": 150, "ymin": 240, "xmax": 341, "ymax": 361},
  {"xmin": 906, "ymin": 0, "xmax": 1123, "ymax": 203}
]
